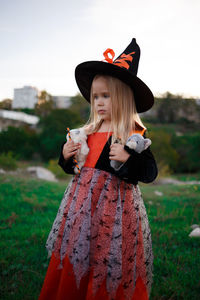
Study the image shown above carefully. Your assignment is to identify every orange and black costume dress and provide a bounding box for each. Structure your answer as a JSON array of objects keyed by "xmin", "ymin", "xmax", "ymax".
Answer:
[{"xmin": 38, "ymin": 128, "xmax": 157, "ymax": 300}]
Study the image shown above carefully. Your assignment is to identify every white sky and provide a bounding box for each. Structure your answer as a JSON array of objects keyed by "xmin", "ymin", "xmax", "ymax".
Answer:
[{"xmin": 0, "ymin": 0, "xmax": 200, "ymax": 101}]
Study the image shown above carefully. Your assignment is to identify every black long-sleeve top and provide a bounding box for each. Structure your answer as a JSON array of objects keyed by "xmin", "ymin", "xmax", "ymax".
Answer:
[{"xmin": 58, "ymin": 134, "xmax": 158, "ymax": 185}]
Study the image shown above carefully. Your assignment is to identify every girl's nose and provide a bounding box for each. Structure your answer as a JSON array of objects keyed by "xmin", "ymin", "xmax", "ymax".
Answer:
[{"xmin": 97, "ymin": 98, "xmax": 104, "ymax": 105}]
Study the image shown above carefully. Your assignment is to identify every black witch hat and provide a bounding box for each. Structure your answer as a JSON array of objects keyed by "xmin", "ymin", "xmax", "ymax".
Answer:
[{"xmin": 75, "ymin": 38, "xmax": 154, "ymax": 113}]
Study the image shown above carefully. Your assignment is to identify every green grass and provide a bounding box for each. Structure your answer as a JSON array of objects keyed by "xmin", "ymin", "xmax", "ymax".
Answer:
[
  {"xmin": 141, "ymin": 183, "xmax": 200, "ymax": 299},
  {"xmin": 0, "ymin": 174, "xmax": 200, "ymax": 300},
  {"xmin": 170, "ymin": 172, "xmax": 200, "ymax": 182}
]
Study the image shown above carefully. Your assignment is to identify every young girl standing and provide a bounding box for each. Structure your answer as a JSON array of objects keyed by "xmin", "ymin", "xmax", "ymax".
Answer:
[{"xmin": 38, "ymin": 38, "xmax": 158, "ymax": 300}]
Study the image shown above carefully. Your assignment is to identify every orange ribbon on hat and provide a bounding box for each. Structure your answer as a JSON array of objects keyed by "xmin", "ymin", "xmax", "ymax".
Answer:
[
  {"xmin": 114, "ymin": 52, "xmax": 136, "ymax": 69},
  {"xmin": 103, "ymin": 48, "xmax": 136, "ymax": 70},
  {"xmin": 103, "ymin": 48, "xmax": 115, "ymax": 63}
]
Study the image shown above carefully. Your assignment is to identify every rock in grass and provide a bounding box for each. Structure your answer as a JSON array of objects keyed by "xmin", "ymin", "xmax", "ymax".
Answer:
[
  {"xmin": 189, "ymin": 228, "xmax": 200, "ymax": 237},
  {"xmin": 154, "ymin": 190, "xmax": 163, "ymax": 196},
  {"xmin": 191, "ymin": 224, "xmax": 200, "ymax": 230},
  {"xmin": 27, "ymin": 166, "xmax": 57, "ymax": 182}
]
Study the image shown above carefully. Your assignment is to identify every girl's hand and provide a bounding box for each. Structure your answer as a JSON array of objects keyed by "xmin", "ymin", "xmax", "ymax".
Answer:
[
  {"xmin": 109, "ymin": 144, "xmax": 130, "ymax": 163},
  {"xmin": 62, "ymin": 140, "xmax": 81, "ymax": 161}
]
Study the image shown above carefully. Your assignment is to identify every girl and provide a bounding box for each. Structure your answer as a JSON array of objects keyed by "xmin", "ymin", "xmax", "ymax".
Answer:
[{"xmin": 38, "ymin": 38, "xmax": 157, "ymax": 300}]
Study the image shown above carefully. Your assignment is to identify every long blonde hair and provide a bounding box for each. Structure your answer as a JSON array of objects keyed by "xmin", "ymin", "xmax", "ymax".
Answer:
[{"xmin": 83, "ymin": 74, "xmax": 145, "ymax": 144}]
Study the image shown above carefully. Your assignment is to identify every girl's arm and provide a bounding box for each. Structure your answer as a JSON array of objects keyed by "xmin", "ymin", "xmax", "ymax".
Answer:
[{"xmin": 114, "ymin": 145, "xmax": 158, "ymax": 184}]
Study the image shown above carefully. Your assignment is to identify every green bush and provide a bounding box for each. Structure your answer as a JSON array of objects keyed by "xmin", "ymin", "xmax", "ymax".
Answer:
[
  {"xmin": 148, "ymin": 130, "xmax": 179, "ymax": 173},
  {"xmin": 38, "ymin": 134, "xmax": 64, "ymax": 161},
  {"xmin": 47, "ymin": 158, "xmax": 70, "ymax": 179},
  {"xmin": 156, "ymin": 161, "xmax": 171, "ymax": 179},
  {"xmin": 172, "ymin": 133, "xmax": 200, "ymax": 173},
  {"xmin": 0, "ymin": 126, "xmax": 39, "ymax": 160},
  {"xmin": 146, "ymin": 125, "xmax": 200, "ymax": 174},
  {"xmin": 0, "ymin": 151, "xmax": 18, "ymax": 170},
  {"xmin": 37, "ymin": 109, "xmax": 83, "ymax": 161}
]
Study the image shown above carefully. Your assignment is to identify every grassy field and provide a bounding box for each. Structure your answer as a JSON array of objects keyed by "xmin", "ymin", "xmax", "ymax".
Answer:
[{"xmin": 0, "ymin": 174, "xmax": 200, "ymax": 300}]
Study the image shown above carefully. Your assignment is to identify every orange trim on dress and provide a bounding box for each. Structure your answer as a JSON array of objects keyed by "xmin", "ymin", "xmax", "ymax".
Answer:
[
  {"xmin": 84, "ymin": 132, "xmax": 112, "ymax": 168},
  {"xmin": 38, "ymin": 252, "xmax": 148, "ymax": 300},
  {"xmin": 84, "ymin": 125, "xmax": 146, "ymax": 169}
]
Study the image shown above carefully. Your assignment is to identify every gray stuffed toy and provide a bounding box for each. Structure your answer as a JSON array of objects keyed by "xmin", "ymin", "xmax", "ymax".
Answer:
[{"xmin": 110, "ymin": 133, "xmax": 152, "ymax": 171}]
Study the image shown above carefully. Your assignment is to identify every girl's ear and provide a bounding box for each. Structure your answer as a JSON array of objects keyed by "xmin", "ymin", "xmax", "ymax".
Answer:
[{"xmin": 144, "ymin": 138, "xmax": 152, "ymax": 149}]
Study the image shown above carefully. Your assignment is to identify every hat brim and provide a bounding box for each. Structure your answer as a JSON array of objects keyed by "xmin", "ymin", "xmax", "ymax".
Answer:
[{"xmin": 75, "ymin": 61, "xmax": 154, "ymax": 113}]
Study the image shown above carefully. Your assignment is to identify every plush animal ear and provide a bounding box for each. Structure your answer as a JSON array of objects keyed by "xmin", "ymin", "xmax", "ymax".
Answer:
[
  {"xmin": 66, "ymin": 132, "xmax": 70, "ymax": 141},
  {"xmin": 144, "ymin": 138, "xmax": 152, "ymax": 149}
]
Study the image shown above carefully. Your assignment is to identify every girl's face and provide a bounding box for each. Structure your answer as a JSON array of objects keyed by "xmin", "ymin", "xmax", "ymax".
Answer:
[{"xmin": 92, "ymin": 76, "xmax": 112, "ymax": 122}]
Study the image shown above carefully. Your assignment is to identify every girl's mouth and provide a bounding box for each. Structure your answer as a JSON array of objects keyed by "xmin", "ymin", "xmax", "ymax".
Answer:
[{"xmin": 98, "ymin": 110, "xmax": 106, "ymax": 114}]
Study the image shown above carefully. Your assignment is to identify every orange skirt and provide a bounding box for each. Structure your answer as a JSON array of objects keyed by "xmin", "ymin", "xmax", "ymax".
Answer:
[
  {"xmin": 38, "ymin": 167, "xmax": 153, "ymax": 300},
  {"xmin": 38, "ymin": 252, "xmax": 148, "ymax": 300}
]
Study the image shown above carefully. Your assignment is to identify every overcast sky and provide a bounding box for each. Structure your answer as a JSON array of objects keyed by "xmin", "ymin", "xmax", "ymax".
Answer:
[{"xmin": 0, "ymin": 0, "xmax": 200, "ymax": 101}]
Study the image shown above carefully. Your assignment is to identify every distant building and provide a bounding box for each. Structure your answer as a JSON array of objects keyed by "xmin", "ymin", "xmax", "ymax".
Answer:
[
  {"xmin": 0, "ymin": 109, "xmax": 39, "ymax": 131},
  {"xmin": 52, "ymin": 96, "xmax": 71, "ymax": 108},
  {"xmin": 12, "ymin": 85, "xmax": 72, "ymax": 109},
  {"xmin": 12, "ymin": 86, "xmax": 39, "ymax": 109},
  {"xmin": 195, "ymin": 99, "xmax": 200, "ymax": 106}
]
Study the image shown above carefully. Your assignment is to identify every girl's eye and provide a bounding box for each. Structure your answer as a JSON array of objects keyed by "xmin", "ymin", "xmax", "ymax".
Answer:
[
  {"xmin": 93, "ymin": 95, "xmax": 98, "ymax": 100},
  {"xmin": 104, "ymin": 94, "xmax": 110, "ymax": 98}
]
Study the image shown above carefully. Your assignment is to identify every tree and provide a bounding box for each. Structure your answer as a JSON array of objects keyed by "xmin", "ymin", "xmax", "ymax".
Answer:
[
  {"xmin": 0, "ymin": 98, "xmax": 12, "ymax": 110},
  {"xmin": 156, "ymin": 92, "xmax": 200, "ymax": 124},
  {"xmin": 69, "ymin": 93, "xmax": 90, "ymax": 123},
  {"xmin": 35, "ymin": 90, "xmax": 54, "ymax": 117}
]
